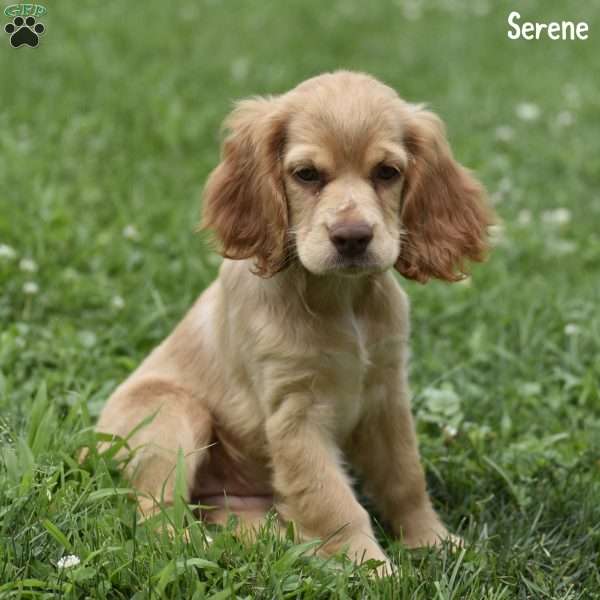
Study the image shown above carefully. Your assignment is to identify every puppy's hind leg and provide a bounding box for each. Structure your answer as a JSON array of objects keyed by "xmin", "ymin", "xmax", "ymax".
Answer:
[{"xmin": 95, "ymin": 377, "xmax": 212, "ymax": 520}]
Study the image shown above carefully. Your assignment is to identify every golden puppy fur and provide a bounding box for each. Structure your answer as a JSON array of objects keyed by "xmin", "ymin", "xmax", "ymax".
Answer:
[{"xmin": 97, "ymin": 71, "xmax": 492, "ymax": 572}]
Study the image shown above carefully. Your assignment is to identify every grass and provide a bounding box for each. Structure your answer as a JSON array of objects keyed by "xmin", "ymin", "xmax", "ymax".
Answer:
[{"xmin": 1, "ymin": 0, "xmax": 599, "ymax": 597}]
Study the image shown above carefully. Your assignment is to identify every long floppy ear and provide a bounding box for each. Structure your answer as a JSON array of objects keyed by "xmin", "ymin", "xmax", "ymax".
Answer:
[
  {"xmin": 395, "ymin": 107, "xmax": 494, "ymax": 283},
  {"xmin": 201, "ymin": 96, "xmax": 288, "ymax": 277}
]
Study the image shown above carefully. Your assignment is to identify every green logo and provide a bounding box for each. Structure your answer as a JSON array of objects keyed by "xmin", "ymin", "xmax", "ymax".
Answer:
[{"xmin": 4, "ymin": 4, "xmax": 47, "ymax": 17}]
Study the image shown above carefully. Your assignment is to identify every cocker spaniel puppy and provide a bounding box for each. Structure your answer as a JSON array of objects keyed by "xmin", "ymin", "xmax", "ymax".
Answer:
[{"xmin": 97, "ymin": 71, "xmax": 492, "ymax": 573}]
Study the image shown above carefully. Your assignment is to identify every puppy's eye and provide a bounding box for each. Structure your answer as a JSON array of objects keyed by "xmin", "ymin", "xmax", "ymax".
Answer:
[
  {"xmin": 294, "ymin": 167, "xmax": 321, "ymax": 183},
  {"xmin": 374, "ymin": 164, "xmax": 401, "ymax": 182}
]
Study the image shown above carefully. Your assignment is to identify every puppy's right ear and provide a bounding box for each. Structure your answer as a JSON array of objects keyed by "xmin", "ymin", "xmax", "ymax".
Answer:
[
  {"xmin": 201, "ymin": 97, "xmax": 289, "ymax": 277},
  {"xmin": 395, "ymin": 107, "xmax": 493, "ymax": 283}
]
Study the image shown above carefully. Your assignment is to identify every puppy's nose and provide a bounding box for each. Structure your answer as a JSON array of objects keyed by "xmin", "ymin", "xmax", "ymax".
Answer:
[{"xmin": 329, "ymin": 222, "xmax": 374, "ymax": 258}]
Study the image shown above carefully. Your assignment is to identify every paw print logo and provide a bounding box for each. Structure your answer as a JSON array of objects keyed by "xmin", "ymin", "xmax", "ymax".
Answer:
[{"xmin": 4, "ymin": 15, "xmax": 45, "ymax": 47}]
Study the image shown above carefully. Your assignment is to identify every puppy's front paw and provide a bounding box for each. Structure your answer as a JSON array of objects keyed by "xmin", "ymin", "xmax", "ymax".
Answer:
[
  {"xmin": 372, "ymin": 557, "xmax": 397, "ymax": 578},
  {"xmin": 399, "ymin": 507, "xmax": 461, "ymax": 550},
  {"xmin": 443, "ymin": 533, "xmax": 464, "ymax": 549},
  {"xmin": 408, "ymin": 529, "xmax": 463, "ymax": 550},
  {"xmin": 339, "ymin": 536, "xmax": 395, "ymax": 577}
]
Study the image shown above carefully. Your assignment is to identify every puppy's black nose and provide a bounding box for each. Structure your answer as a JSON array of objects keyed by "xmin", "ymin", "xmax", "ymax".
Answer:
[{"xmin": 329, "ymin": 222, "xmax": 374, "ymax": 258}]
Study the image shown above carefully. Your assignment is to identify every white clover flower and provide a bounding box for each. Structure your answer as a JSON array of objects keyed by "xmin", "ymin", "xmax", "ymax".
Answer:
[
  {"xmin": 491, "ymin": 177, "xmax": 513, "ymax": 205},
  {"xmin": 542, "ymin": 208, "xmax": 571, "ymax": 226},
  {"xmin": 23, "ymin": 281, "xmax": 39, "ymax": 295},
  {"xmin": 78, "ymin": 331, "xmax": 97, "ymax": 348},
  {"xmin": 439, "ymin": 0, "xmax": 460, "ymax": 13},
  {"xmin": 0, "ymin": 244, "xmax": 17, "ymax": 260},
  {"xmin": 62, "ymin": 267, "xmax": 79, "ymax": 281},
  {"xmin": 488, "ymin": 223, "xmax": 506, "ymax": 246},
  {"xmin": 19, "ymin": 258, "xmax": 38, "ymax": 273},
  {"xmin": 230, "ymin": 57, "xmax": 250, "ymax": 82},
  {"xmin": 122, "ymin": 224, "xmax": 140, "ymax": 241},
  {"xmin": 520, "ymin": 382, "xmax": 541, "ymax": 396},
  {"xmin": 473, "ymin": 1, "xmax": 490, "ymax": 17},
  {"xmin": 547, "ymin": 239, "xmax": 577, "ymax": 256},
  {"xmin": 555, "ymin": 111, "xmax": 575, "ymax": 128},
  {"xmin": 564, "ymin": 323, "xmax": 580, "ymax": 336},
  {"xmin": 57, "ymin": 554, "xmax": 81, "ymax": 569},
  {"xmin": 401, "ymin": 1, "xmax": 423, "ymax": 21},
  {"xmin": 489, "ymin": 154, "xmax": 510, "ymax": 172},
  {"xmin": 498, "ymin": 177, "xmax": 513, "ymax": 194},
  {"xmin": 443, "ymin": 424, "xmax": 459, "ymax": 439},
  {"xmin": 111, "ymin": 295, "xmax": 125, "ymax": 310},
  {"xmin": 495, "ymin": 125, "xmax": 515, "ymax": 142},
  {"xmin": 563, "ymin": 84, "xmax": 580, "ymax": 107},
  {"xmin": 515, "ymin": 102, "xmax": 541, "ymax": 122},
  {"xmin": 517, "ymin": 209, "xmax": 532, "ymax": 226}
]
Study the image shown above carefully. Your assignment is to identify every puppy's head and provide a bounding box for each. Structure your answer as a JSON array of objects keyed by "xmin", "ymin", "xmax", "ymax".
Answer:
[{"xmin": 203, "ymin": 71, "xmax": 493, "ymax": 281}]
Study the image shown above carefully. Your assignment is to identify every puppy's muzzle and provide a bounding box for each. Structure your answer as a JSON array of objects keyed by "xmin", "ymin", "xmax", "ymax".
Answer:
[{"xmin": 329, "ymin": 222, "xmax": 374, "ymax": 259}]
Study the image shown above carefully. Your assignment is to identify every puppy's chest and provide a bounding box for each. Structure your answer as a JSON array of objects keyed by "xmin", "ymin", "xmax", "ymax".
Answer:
[{"xmin": 313, "ymin": 317, "xmax": 397, "ymax": 439}]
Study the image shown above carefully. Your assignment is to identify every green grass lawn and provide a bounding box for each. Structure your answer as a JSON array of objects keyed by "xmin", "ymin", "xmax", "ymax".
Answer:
[{"xmin": 1, "ymin": 0, "xmax": 599, "ymax": 597}]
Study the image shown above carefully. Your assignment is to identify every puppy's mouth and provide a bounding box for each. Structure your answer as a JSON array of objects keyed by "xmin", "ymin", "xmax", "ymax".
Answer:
[{"xmin": 326, "ymin": 253, "xmax": 384, "ymax": 276}]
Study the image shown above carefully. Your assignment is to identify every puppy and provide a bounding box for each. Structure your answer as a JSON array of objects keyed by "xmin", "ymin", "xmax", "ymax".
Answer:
[{"xmin": 96, "ymin": 71, "xmax": 492, "ymax": 572}]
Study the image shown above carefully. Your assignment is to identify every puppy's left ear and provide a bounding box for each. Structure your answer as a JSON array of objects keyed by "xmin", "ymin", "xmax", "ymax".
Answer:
[
  {"xmin": 201, "ymin": 96, "xmax": 289, "ymax": 277},
  {"xmin": 395, "ymin": 107, "xmax": 494, "ymax": 283}
]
